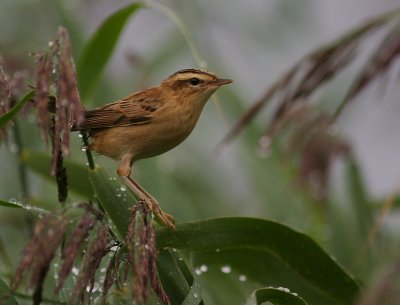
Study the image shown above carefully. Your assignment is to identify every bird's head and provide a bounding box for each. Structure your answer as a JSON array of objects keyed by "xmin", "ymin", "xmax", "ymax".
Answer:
[{"xmin": 161, "ymin": 69, "xmax": 232, "ymax": 105}]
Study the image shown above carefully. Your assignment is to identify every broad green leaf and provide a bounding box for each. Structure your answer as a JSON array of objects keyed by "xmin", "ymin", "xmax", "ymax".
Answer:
[
  {"xmin": 88, "ymin": 166, "xmax": 136, "ymax": 238},
  {"xmin": 0, "ymin": 279, "xmax": 19, "ymax": 305},
  {"xmin": 195, "ymin": 248, "xmax": 338, "ymax": 305},
  {"xmin": 77, "ymin": 3, "xmax": 144, "ymax": 101},
  {"xmin": 157, "ymin": 217, "xmax": 361, "ymax": 305},
  {"xmin": 21, "ymin": 149, "xmax": 93, "ymax": 198},
  {"xmin": 0, "ymin": 199, "xmax": 49, "ymax": 216},
  {"xmin": 157, "ymin": 250, "xmax": 204, "ymax": 305},
  {"xmin": 0, "ymin": 90, "xmax": 34, "ymax": 129},
  {"xmin": 246, "ymin": 287, "xmax": 307, "ymax": 305}
]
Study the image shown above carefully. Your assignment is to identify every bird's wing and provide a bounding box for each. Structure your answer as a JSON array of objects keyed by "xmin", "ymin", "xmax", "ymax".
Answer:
[{"xmin": 73, "ymin": 89, "xmax": 164, "ymax": 130}]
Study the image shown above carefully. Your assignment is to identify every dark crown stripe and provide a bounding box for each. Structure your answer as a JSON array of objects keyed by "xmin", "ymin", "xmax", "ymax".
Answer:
[{"xmin": 169, "ymin": 69, "xmax": 215, "ymax": 79}]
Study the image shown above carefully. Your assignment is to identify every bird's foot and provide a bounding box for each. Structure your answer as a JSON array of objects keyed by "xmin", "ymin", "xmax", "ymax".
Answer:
[{"xmin": 142, "ymin": 197, "xmax": 176, "ymax": 230}]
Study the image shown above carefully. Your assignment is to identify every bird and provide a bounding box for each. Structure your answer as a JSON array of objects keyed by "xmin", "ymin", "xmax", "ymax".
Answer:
[{"xmin": 71, "ymin": 69, "xmax": 233, "ymax": 229}]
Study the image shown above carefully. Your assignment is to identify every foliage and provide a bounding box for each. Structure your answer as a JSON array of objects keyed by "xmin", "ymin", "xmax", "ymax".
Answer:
[{"xmin": 0, "ymin": 2, "xmax": 400, "ymax": 305}]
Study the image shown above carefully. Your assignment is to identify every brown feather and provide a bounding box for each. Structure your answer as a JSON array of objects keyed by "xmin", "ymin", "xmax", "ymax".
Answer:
[{"xmin": 72, "ymin": 88, "xmax": 164, "ymax": 130}]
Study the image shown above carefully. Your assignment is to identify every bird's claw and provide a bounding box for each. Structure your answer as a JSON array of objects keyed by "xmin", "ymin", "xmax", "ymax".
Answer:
[{"xmin": 142, "ymin": 197, "xmax": 176, "ymax": 230}]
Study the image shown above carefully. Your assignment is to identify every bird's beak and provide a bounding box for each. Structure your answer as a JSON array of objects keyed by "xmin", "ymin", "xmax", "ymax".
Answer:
[{"xmin": 212, "ymin": 78, "xmax": 233, "ymax": 87}]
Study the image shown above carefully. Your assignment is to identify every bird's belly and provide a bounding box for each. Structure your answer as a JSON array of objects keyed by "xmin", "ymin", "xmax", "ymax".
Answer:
[
  {"xmin": 133, "ymin": 125, "xmax": 190, "ymax": 159},
  {"xmin": 89, "ymin": 117, "xmax": 197, "ymax": 161}
]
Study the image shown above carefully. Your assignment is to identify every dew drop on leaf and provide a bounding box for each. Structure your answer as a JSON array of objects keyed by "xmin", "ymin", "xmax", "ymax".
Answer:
[
  {"xmin": 277, "ymin": 287, "xmax": 290, "ymax": 293},
  {"xmin": 221, "ymin": 265, "xmax": 231, "ymax": 274},
  {"xmin": 72, "ymin": 267, "xmax": 80, "ymax": 275}
]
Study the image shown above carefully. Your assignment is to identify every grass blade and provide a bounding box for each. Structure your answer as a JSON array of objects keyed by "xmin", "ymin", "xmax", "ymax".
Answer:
[
  {"xmin": 157, "ymin": 249, "xmax": 204, "ymax": 305},
  {"xmin": 0, "ymin": 90, "xmax": 34, "ymax": 129},
  {"xmin": 0, "ymin": 199, "xmax": 49, "ymax": 217},
  {"xmin": 246, "ymin": 287, "xmax": 307, "ymax": 305},
  {"xmin": 77, "ymin": 3, "xmax": 144, "ymax": 101}
]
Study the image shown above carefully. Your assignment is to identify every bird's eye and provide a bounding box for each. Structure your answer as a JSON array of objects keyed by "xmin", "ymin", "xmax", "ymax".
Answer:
[{"xmin": 189, "ymin": 77, "xmax": 200, "ymax": 86}]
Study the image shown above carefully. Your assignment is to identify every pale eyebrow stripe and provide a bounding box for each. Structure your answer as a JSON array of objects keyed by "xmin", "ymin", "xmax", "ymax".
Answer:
[{"xmin": 174, "ymin": 73, "xmax": 214, "ymax": 81}]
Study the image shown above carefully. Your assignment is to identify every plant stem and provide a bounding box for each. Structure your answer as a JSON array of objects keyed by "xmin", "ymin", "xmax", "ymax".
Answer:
[{"xmin": 80, "ymin": 130, "xmax": 95, "ymax": 169}]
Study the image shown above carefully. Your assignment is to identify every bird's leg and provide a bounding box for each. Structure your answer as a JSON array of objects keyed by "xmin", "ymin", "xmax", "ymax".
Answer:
[{"xmin": 117, "ymin": 156, "xmax": 176, "ymax": 230}]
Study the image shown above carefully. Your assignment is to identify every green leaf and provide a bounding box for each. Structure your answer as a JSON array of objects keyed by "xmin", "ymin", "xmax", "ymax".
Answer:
[
  {"xmin": 0, "ymin": 279, "xmax": 19, "ymax": 305},
  {"xmin": 0, "ymin": 199, "xmax": 49, "ymax": 216},
  {"xmin": 182, "ymin": 276, "xmax": 202, "ymax": 305},
  {"xmin": 0, "ymin": 90, "xmax": 34, "ymax": 129},
  {"xmin": 0, "ymin": 200, "xmax": 18, "ymax": 208},
  {"xmin": 77, "ymin": 3, "xmax": 144, "ymax": 101},
  {"xmin": 157, "ymin": 250, "xmax": 204, "ymax": 305},
  {"xmin": 346, "ymin": 157, "xmax": 372, "ymax": 236},
  {"xmin": 246, "ymin": 287, "xmax": 307, "ymax": 305},
  {"xmin": 157, "ymin": 217, "xmax": 361, "ymax": 305},
  {"xmin": 88, "ymin": 166, "xmax": 136, "ymax": 239},
  {"xmin": 21, "ymin": 149, "xmax": 93, "ymax": 198}
]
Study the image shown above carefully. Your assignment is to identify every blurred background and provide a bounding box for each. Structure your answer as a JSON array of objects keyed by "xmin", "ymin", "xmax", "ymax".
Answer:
[{"xmin": 1, "ymin": 0, "xmax": 400, "ymax": 303}]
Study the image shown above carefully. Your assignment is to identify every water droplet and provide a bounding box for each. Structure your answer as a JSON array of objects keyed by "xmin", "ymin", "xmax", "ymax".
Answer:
[
  {"xmin": 215, "ymin": 248, "xmax": 220, "ymax": 253},
  {"xmin": 277, "ymin": 287, "xmax": 290, "ymax": 293},
  {"xmin": 81, "ymin": 146, "xmax": 87, "ymax": 152},
  {"xmin": 194, "ymin": 268, "xmax": 202, "ymax": 275},
  {"xmin": 72, "ymin": 267, "xmax": 80, "ymax": 275},
  {"xmin": 120, "ymin": 186, "xmax": 126, "ymax": 192},
  {"xmin": 110, "ymin": 245, "xmax": 118, "ymax": 252},
  {"xmin": 221, "ymin": 265, "xmax": 231, "ymax": 274},
  {"xmin": 238, "ymin": 275, "xmax": 247, "ymax": 282},
  {"xmin": 100, "ymin": 267, "xmax": 106, "ymax": 273},
  {"xmin": 200, "ymin": 265, "xmax": 208, "ymax": 273},
  {"xmin": 78, "ymin": 133, "xmax": 83, "ymax": 138},
  {"xmin": 171, "ymin": 248, "xmax": 177, "ymax": 252},
  {"xmin": 193, "ymin": 293, "xmax": 198, "ymax": 298}
]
